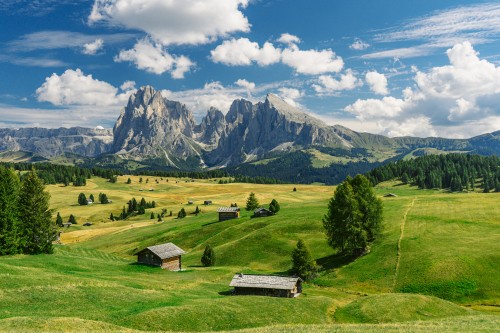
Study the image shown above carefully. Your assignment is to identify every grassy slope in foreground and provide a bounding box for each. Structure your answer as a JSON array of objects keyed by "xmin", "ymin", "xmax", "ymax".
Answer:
[{"xmin": 0, "ymin": 177, "xmax": 498, "ymax": 332}]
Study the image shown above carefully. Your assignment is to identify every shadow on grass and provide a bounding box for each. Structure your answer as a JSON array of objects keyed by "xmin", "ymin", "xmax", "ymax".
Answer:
[
  {"xmin": 202, "ymin": 220, "xmax": 223, "ymax": 227},
  {"xmin": 218, "ymin": 290, "xmax": 234, "ymax": 296},
  {"xmin": 316, "ymin": 252, "xmax": 359, "ymax": 271}
]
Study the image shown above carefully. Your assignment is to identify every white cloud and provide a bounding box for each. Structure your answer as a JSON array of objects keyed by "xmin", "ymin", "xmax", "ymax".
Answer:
[
  {"xmin": 312, "ymin": 69, "xmax": 362, "ymax": 95},
  {"xmin": 114, "ymin": 38, "xmax": 194, "ymax": 78},
  {"xmin": 210, "ymin": 38, "xmax": 281, "ymax": 66},
  {"xmin": 211, "ymin": 36, "xmax": 344, "ymax": 75},
  {"xmin": 349, "ymin": 39, "xmax": 370, "ymax": 50},
  {"xmin": 89, "ymin": 0, "xmax": 250, "ymax": 46},
  {"xmin": 82, "ymin": 38, "xmax": 104, "ymax": 55},
  {"xmin": 35, "ymin": 68, "xmax": 134, "ymax": 106},
  {"xmin": 344, "ymin": 42, "xmax": 500, "ymax": 137},
  {"xmin": 365, "ymin": 71, "xmax": 389, "ymax": 95},
  {"xmin": 277, "ymin": 33, "xmax": 301, "ymax": 46},
  {"xmin": 235, "ymin": 79, "xmax": 256, "ymax": 91},
  {"xmin": 277, "ymin": 87, "xmax": 304, "ymax": 107}
]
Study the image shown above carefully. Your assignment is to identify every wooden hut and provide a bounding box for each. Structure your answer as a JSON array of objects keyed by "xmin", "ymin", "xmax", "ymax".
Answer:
[
  {"xmin": 136, "ymin": 243, "xmax": 186, "ymax": 271},
  {"xmin": 229, "ymin": 273, "xmax": 302, "ymax": 298},
  {"xmin": 217, "ymin": 207, "xmax": 240, "ymax": 221},
  {"xmin": 204, "ymin": 200, "xmax": 213, "ymax": 205},
  {"xmin": 253, "ymin": 207, "xmax": 273, "ymax": 217}
]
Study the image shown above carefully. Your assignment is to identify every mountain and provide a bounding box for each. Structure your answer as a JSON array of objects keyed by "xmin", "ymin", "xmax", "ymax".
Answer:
[
  {"xmin": 0, "ymin": 127, "xmax": 112, "ymax": 159},
  {"xmin": 112, "ymin": 86, "xmax": 204, "ymax": 168},
  {"xmin": 0, "ymin": 85, "xmax": 499, "ymax": 180}
]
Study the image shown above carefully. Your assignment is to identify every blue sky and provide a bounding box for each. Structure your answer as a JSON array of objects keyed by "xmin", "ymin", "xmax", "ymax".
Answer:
[{"xmin": 1, "ymin": 0, "xmax": 500, "ymax": 138}]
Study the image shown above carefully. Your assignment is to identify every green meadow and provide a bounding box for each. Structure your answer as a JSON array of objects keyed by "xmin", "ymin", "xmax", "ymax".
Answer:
[{"xmin": 0, "ymin": 176, "xmax": 498, "ymax": 332}]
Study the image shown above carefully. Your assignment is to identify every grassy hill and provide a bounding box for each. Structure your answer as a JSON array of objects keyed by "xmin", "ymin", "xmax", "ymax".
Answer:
[{"xmin": 0, "ymin": 176, "xmax": 498, "ymax": 332}]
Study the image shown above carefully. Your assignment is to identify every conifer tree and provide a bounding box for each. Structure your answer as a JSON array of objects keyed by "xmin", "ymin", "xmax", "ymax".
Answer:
[
  {"xmin": 55, "ymin": 212, "xmax": 63, "ymax": 227},
  {"xmin": 0, "ymin": 166, "xmax": 21, "ymax": 255},
  {"xmin": 245, "ymin": 192, "xmax": 259, "ymax": 211},
  {"xmin": 18, "ymin": 171, "xmax": 56, "ymax": 254},
  {"xmin": 177, "ymin": 208, "xmax": 187, "ymax": 218},
  {"xmin": 110, "ymin": 213, "xmax": 115, "ymax": 221},
  {"xmin": 201, "ymin": 244, "xmax": 216, "ymax": 267},
  {"xmin": 150, "ymin": 212, "xmax": 155, "ymax": 219},
  {"xmin": 69, "ymin": 214, "xmax": 77, "ymax": 224},
  {"xmin": 89, "ymin": 194, "xmax": 95, "ymax": 203},
  {"xmin": 269, "ymin": 199, "xmax": 280, "ymax": 214},
  {"xmin": 127, "ymin": 178, "xmax": 131, "ymax": 184},
  {"xmin": 78, "ymin": 192, "xmax": 87, "ymax": 206},
  {"xmin": 291, "ymin": 239, "xmax": 318, "ymax": 281}
]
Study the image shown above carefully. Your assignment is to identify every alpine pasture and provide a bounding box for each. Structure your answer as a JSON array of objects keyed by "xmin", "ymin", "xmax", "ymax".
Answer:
[{"xmin": 0, "ymin": 176, "xmax": 498, "ymax": 332}]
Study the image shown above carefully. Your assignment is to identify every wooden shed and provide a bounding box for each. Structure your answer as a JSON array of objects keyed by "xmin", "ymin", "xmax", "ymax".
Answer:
[
  {"xmin": 229, "ymin": 273, "xmax": 302, "ymax": 298},
  {"xmin": 136, "ymin": 243, "xmax": 186, "ymax": 271},
  {"xmin": 253, "ymin": 207, "xmax": 273, "ymax": 217},
  {"xmin": 217, "ymin": 207, "xmax": 240, "ymax": 222}
]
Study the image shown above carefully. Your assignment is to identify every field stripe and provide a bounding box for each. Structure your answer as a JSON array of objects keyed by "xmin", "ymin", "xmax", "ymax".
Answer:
[{"xmin": 393, "ymin": 198, "xmax": 416, "ymax": 290}]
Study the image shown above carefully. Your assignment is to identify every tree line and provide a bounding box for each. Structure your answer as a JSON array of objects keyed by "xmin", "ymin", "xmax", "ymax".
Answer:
[
  {"xmin": 0, "ymin": 167, "xmax": 56, "ymax": 255},
  {"xmin": 366, "ymin": 154, "xmax": 500, "ymax": 192}
]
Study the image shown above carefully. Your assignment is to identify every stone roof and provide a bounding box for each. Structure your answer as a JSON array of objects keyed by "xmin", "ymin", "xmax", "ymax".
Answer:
[
  {"xmin": 217, "ymin": 207, "xmax": 240, "ymax": 213},
  {"xmin": 254, "ymin": 207, "xmax": 272, "ymax": 214},
  {"xmin": 229, "ymin": 274, "xmax": 301, "ymax": 290},
  {"xmin": 139, "ymin": 243, "xmax": 186, "ymax": 259}
]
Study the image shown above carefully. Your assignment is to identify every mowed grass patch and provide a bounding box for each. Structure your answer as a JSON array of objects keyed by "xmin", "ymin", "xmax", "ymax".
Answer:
[{"xmin": 396, "ymin": 192, "xmax": 500, "ymax": 303}]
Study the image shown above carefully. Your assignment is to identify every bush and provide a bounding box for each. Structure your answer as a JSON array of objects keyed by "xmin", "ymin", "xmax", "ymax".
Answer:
[{"xmin": 201, "ymin": 245, "xmax": 216, "ymax": 267}]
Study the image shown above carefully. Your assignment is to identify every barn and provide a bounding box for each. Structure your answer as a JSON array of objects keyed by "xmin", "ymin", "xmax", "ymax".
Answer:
[
  {"xmin": 136, "ymin": 243, "xmax": 186, "ymax": 271},
  {"xmin": 229, "ymin": 273, "xmax": 302, "ymax": 298},
  {"xmin": 217, "ymin": 207, "xmax": 240, "ymax": 221},
  {"xmin": 253, "ymin": 207, "xmax": 273, "ymax": 217}
]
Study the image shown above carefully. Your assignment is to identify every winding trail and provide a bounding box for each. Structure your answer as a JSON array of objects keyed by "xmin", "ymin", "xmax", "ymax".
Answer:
[{"xmin": 393, "ymin": 198, "xmax": 416, "ymax": 289}]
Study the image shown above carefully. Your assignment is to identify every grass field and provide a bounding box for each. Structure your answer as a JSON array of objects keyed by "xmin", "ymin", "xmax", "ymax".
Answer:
[{"xmin": 0, "ymin": 176, "xmax": 498, "ymax": 332}]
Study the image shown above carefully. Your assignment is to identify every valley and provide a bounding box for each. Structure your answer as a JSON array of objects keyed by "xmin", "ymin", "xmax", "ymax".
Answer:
[{"xmin": 0, "ymin": 175, "xmax": 498, "ymax": 332}]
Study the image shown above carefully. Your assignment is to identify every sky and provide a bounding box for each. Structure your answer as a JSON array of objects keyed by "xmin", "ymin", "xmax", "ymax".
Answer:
[{"xmin": 1, "ymin": 0, "xmax": 500, "ymax": 138}]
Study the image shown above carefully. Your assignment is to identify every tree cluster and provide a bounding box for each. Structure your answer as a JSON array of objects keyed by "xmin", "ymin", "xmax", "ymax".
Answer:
[
  {"xmin": 367, "ymin": 154, "xmax": 500, "ymax": 192},
  {"xmin": 0, "ymin": 167, "xmax": 56, "ymax": 255},
  {"xmin": 323, "ymin": 175, "xmax": 383, "ymax": 255}
]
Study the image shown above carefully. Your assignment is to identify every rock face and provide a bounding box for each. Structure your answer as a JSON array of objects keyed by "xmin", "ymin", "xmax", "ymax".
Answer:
[
  {"xmin": 194, "ymin": 107, "xmax": 226, "ymax": 148},
  {"xmin": 204, "ymin": 94, "xmax": 356, "ymax": 165},
  {"xmin": 0, "ymin": 127, "xmax": 112, "ymax": 158},
  {"xmin": 112, "ymin": 86, "xmax": 203, "ymax": 168}
]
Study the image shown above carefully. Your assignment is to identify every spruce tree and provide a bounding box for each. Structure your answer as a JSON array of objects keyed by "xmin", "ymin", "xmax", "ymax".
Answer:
[
  {"xmin": 18, "ymin": 171, "xmax": 56, "ymax": 254},
  {"xmin": 89, "ymin": 194, "xmax": 95, "ymax": 203},
  {"xmin": 127, "ymin": 178, "xmax": 131, "ymax": 184},
  {"xmin": 150, "ymin": 212, "xmax": 155, "ymax": 219},
  {"xmin": 110, "ymin": 213, "xmax": 115, "ymax": 221},
  {"xmin": 69, "ymin": 214, "xmax": 77, "ymax": 224},
  {"xmin": 177, "ymin": 208, "xmax": 186, "ymax": 218},
  {"xmin": 245, "ymin": 192, "xmax": 259, "ymax": 211},
  {"xmin": 350, "ymin": 175, "xmax": 383, "ymax": 241},
  {"xmin": 269, "ymin": 199, "xmax": 280, "ymax": 214},
  {"xmin": 291, "ymin": 239, "xmax": 318, "ymax": 281},
  {"xmin": 0, "ymin": 166, "xmax": 21, "ymax": 255},
  {"xmin": 201, "ymin": 244, "xmax": 216, "ymax": 267},
  {"xmin": 55, "ymin": 212, "xmax": 63, "ymax": 227},
  {"xmin": 78, "ymin": 192, "xmax": 87, "ymax": 206}
]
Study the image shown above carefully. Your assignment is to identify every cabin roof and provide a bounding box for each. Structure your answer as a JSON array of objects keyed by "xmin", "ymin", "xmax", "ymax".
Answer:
[
  {"xmin": 138, "ymin": 242, "xmax": 186, "ymax": 259},
  {"xmin": 254, "ymin": 207, "xmax": 272, "ymax": 214},
  {"xmin": 229, "ymin": 274, "xmax": 302, "ymax": 290},
  {"xmin": 217, "ymin": 207, "xmax": 240, "ymax": 213}
]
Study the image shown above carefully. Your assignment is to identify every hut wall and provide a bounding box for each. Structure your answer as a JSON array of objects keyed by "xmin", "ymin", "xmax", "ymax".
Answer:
[
  {"xmin": 161, "ymin": 256, "xmax": 181, "ymax": 271},
  {"xmin": 137, "ymin": 251, "xmax": 162, "ymax": 266},
  {"xmin": 233, "ymin": 287, "xmax": 292, "ymax": 298},
  {"xmin": 219, "ymin": 212, "xmax": 239, "ymax": 222}
]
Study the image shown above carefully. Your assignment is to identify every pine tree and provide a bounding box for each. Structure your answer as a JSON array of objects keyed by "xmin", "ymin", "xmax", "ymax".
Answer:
[
  {"xmin": 99, "ymin": 193, "xmax": 109, "ymax": 204},
  {"xmin": 18, "ymin": 171, "xmax": 56, "ymax": 254},
  {"xmin": 78, "ymin": 192, "xmax": 87, "ymax": 206},
  {"xmin": 177, "ymin": 208, "xmax": 187, "ymax": 218},
  {"xmin": 245, "ymin": 192, "xmax": 259, "ymax": 211},
  {"xmin": 0, "ymin": 166, "xmax": 21, "ymax": 255},
  {"xmin": 89, "ymin": 194, "xmax": 94, "ymax": 203},
  {"xmin": 350, "ymin": 175, "xmax": 383, "ymax": 241},
  {"xmin": 140, "ymin": 197, "xmax": 147, "ymax": 208},
  {"xmin": 150, "ymin": 212, "xmax": 155, "ymax": 219},
  {"xmin": 55, "ymin": 212, "xmax": 63, "ymax": 227},
  {"xmin": 201, "ymin": 244, "xmax": 216, "ymax": 267},
  {"xmin": 69, "ymin": 214, "xmax": 77, "ymax": 224},
  {"xmin": 127, "ymin": 178, "xmax": 131, "ymax": 184},
  {"xmin": 269, "ymin": 199, "xmax": 280, "ymax": 214},
  {"xmin": 110, "ymin": 213, "xmax": 115, "ymax": 221},
  {"xmin": 194, "ymin": 206, "xmax": 201, "ymax": 215},
  {"xmin": 291, "ymin": 239, "xmax": 318, "ymax": 281}
]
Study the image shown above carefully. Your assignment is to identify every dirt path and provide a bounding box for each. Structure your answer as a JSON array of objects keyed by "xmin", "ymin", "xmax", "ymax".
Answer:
[{"xmin": 393, "ymin": 198, "xmax": 416, "ymax": 289}]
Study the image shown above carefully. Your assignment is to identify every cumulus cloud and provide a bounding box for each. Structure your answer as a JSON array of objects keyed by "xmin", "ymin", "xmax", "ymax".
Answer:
[
  {"xmin": 82, "ymin": 38, "xmax": 104, "ymax": 55},
  {"xmin": 349, "ymin": 39, "xmax": 370, "ymax": 50},
  {"xmin": 277, "ymin": 87, "xmax": 304, "ymax": 107},
  {"xmin": 365, "ymin": 71, "xmax": 389, "ymax": 95},
  {"xmin": 277, "ymin": 33, "xmax": 301, "ymax": 46},
  {"xmin": 35, "ymin": 68, "xmax": 134, "ymax": 106},
  {"xmin": 312, "ymin": 69, "xmax": 362, "ymax": 95},
  {"xmin": 88, "ymin": 0, "xmax": 250, "ymax": 46},
  {"xmin": 344, "ymin": 42, "xmax": 500, "ymax": 137},
  {"xmin": 211, "ymin": 36, "xmax": 344, "ymax": 75},
  {"xmin": 210, "ymin": 38, "xmax": 281, "ymax": 66},
  {"xmin": 114, "ymin": 38, "xmax": 194, "ymax": 78}
]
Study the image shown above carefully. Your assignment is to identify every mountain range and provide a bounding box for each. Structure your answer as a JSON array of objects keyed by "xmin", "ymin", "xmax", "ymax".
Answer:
[{"xmin": 0, "ymin": 86, "xmax": 499, "ymax": 180}]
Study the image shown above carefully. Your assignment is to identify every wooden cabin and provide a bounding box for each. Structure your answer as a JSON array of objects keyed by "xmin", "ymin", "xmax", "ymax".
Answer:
[
  {"xmin": 253, "ymin": 207, "xmax": 273, "ymax": 217},
  {"xmin": 136, "ymin": 243, "xmax": 186, "ymax": 271},
  {"xmin": 217, "ymin": 207, "xmax": 240, "ymax": 222},
  {"xmin": 204, "ymin": 200, "xmax": 213, "ymax": 205},
  {"xmin": 229, "ymin": 273, "xmax": 302, "ymax": 298}
]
